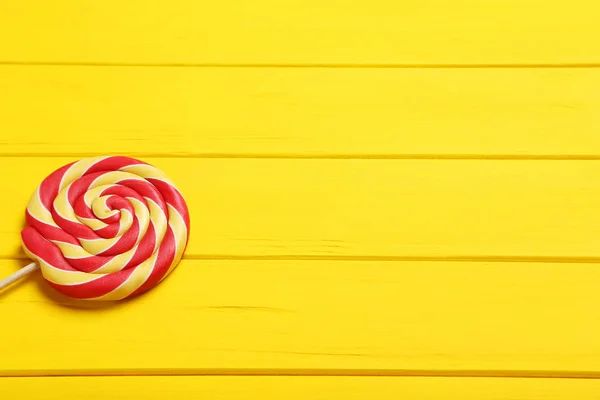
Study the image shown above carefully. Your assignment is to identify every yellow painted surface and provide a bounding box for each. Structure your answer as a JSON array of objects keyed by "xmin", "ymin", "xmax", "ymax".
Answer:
[
  {"xmin": 1, "ymin": 1, "xmax": 599, "ymax": 65},
  {"xmin": 3, "ymin": 259, "xmax": 600, "ymax": 374},
  {"xmin": 2, "ymin": 0, "xmax": 600, "ymax": 398},
  {"xmin": 3, "ymin": 158, "xmax": 600, "ymax": 260},
  {"xmin": 2, "ymin": 66, "xmax": 600, "ymax": 157},
  {"xmin": 2, "ymin": 377, "xmax": 600, "ymax": 399}
]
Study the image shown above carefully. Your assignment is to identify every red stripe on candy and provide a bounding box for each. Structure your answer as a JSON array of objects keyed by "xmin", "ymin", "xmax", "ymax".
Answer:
[
  {"xmin": 130, "ymin": 226, "xmax": 177, "ymax": 297},
  {"xmin": 85, "ymin": 156, "xmax": 148, "ymax": 175},
  {"xmin": 22, "ymin": 227, "xmax": 80, "ymax": 272},
  {"xmin": 37, "ymin": 163, "xmax": 75, "ymax": 211},
  {"xmin": 26, "ymin": 211, "xmax": 80, "ymax": 246},
  {"xmin": 148, "ymin": 178, "xmax": 191, "ymax": 231},
  {"xmin": 47, "ymin": 268, "xmax": 135, "ymax": 299}
]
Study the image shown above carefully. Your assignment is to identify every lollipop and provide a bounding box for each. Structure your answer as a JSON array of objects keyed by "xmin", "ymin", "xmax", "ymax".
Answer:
[{"xmin": 0, "ymin": 156, "xmax": 190, "ymax": 301}]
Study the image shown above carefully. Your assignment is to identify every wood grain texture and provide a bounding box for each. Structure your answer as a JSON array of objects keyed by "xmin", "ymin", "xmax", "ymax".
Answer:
[
  {"xmin": 2, "ymin": 157, "xmax": 600, "ymax": 260},
  {"xmin": 1, "ymin": 66, "xmax": 600, "ymax": 157},
  {"xmin": 5, "ymin": 0, "xmax": 600, "ymax": 394},
  {"xmin": 0, "ymin": 1, "xmax": 599, "ymax": 65},
  {"xmin": 2, "ymin": 376, "xmax": 600, "ymax": 399},
  {"xmin": 2, "ymin": 259, "xmax": 600, "ymax": 374}
]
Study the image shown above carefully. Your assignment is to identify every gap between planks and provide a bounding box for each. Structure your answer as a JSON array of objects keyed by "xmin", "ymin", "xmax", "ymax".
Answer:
[
  {"xmin": 5, "ymin": 368, "xmax": 600, "ymax": 379},
  {"xmin": 4, "ymin": 62, "xmax": 600, "ymax": 69},
  {"xmin": 5, "ymin": 153, "xmax": 600, "ymax": 160},
  {"xmin": 7, "ymin": 255, "xmax": 600, "ymax": 264}
]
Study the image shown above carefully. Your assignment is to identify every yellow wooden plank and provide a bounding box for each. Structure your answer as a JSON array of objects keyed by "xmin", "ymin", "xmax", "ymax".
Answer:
[
  {"xmin": 0, "ymin": 1, "xmax": 598, "ymax": 64},
  {"xmin": 1, "ymin": 157, "xmax": 600, "ymax": 260},
  {"xmin": 2, "ymin": 376, "xmax": 600, "ymax": 399},
  {"xmin": 1, "ymin": 66, "xmax": 600, "ymax": 156},
  {"xmin": 1, "ymin": 259, "xmax": 600, "ymax": 374}
]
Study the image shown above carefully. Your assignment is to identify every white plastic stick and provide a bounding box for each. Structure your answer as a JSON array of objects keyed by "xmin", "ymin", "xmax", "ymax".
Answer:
[{"xmin": 0, "ymin": 262, "xmax": 38, "ymax": 290}]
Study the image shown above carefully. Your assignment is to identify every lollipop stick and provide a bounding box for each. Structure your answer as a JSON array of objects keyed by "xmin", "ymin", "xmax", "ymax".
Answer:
[{"xmin": 0, "ymin": 262, "xmax": 38, "ymax": 290}]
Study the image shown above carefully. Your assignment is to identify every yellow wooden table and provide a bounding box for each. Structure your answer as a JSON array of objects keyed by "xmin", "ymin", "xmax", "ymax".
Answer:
[{"xmin": 2, "ymin": 1, "xmax": 600, "ymax": 398}]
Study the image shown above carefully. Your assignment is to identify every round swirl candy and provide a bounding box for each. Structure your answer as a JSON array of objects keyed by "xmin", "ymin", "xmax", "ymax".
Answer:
[{"xmin": 19, "ymin": 156, "xmax": 190, "ymax": 301}]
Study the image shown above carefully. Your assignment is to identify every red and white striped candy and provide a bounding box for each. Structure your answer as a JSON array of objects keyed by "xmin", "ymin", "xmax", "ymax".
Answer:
[{"xmin": 21, "ymin": 156, "xmax": 190, "ymax": 300}]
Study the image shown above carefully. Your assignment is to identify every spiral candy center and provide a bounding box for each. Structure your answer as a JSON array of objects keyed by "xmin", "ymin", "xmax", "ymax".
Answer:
[{"xmin": 21, "ymin": 156, "xmax": 191, "ymax": 301}]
